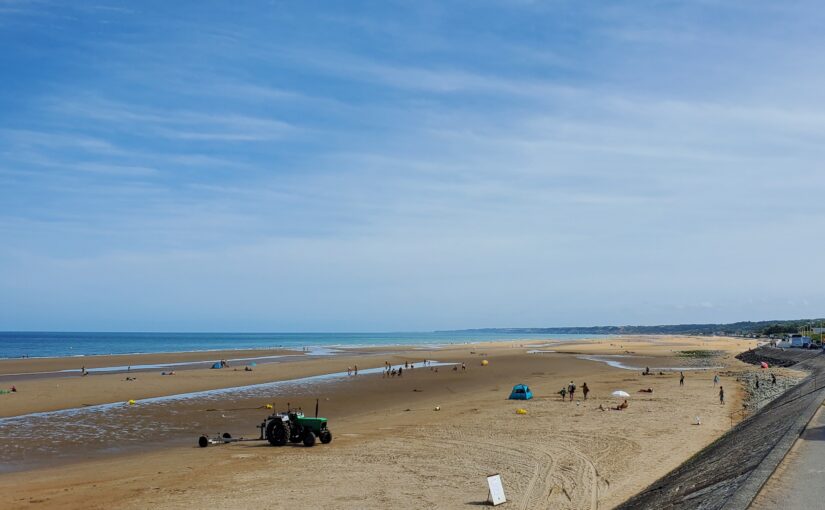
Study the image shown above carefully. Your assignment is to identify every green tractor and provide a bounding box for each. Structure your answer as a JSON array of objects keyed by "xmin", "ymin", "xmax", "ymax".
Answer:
[{"xmin": 261, "ymin": 407, "xmax": 333, "ymax": 447}]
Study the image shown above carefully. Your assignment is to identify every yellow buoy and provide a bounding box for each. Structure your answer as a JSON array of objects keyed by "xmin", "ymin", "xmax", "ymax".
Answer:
[
  {"xmin": 516, "ymin": 408, "xmax": 528, "ymax": 415},
  {"xmin": 481, "ymin": 360, "xmax": 489, "ymax": 366},
  {"xmin": 128, "ymin": 399, "xmax": 136, "ymax": 405}
]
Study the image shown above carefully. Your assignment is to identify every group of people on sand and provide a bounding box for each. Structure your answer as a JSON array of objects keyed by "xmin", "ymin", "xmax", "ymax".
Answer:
[
  {"xmin": 559, "ymin": 381, "xmax": 589, "ymax": 401},
  {"xmin": 347, "ymin": 365, "xmax": 359, "ymax": 376},
  {"xmin": 642, "ymin": 366, "xmax": 665, "ymax": 376},
  {"xmin": 597, "ymin": 400, "xmax": 628, "ymax": 411},
  {"xmin": 382, "ymin": 361, "xmax": 403, "ymax": 378}
]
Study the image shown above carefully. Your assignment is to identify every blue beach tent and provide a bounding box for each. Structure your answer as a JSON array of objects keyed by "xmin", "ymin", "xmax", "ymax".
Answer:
[
  {"xmin": 509, "ymin": 384, "xmax": 533, "ymax": 400},
  {"xmin": 211, "ymin": 362, "xmax": 222, "ymax": 369}
]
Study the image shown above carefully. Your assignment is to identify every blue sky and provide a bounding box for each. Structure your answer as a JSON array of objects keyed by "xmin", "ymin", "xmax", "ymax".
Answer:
[{"xmin": 2, "ymin": 1, "xmax": 825, "ymax": 331}]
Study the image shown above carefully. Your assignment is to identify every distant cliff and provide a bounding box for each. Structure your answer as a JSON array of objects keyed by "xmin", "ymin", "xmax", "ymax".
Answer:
[{"xmin": 437, "ymin": 319, "xmax": 825, "ymax": 337}]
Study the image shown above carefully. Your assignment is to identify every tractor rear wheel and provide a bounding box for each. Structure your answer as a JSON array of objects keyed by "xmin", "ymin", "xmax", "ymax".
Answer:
[
  {"xmin": 319, "ymin": 430, "xmax": 332, "ymax": 444},
  {"xmin": 266, "ymin": 421, "xmax": 289, "ymax": 446},
  {"xmin": 303, "ymin": 431, "xmax": 316, "ymax": 447}
]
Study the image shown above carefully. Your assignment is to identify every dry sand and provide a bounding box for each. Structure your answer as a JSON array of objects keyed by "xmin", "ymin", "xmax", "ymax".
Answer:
[{"xmin": 0, "ymin": 336, "xmax": 764, "ymax": 509}]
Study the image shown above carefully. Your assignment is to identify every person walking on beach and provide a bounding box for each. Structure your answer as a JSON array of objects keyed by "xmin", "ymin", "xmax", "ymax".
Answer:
[
  {"xmin": 713, "ymin": 374, "xmax": 719, "ymax": 387},
  {"xmin": 354, "ymin": 364, "xmax": 358, "ymax": 375},
  {"xmin": 347, "ymin": 366, "xmax": 352, "ymax": 376},
  {"xmin": 679, "ymin": 372, "xmax": 685, "ymax": 387},
  {"xmin": 398, "ymin": 367, "xmax": 403, "ymax": 377},
  {"xmin": 771, "ymin": 373, "xmax": 777, "ymax": 385},
  {"xmin": 582, "ymin": 382, "xmax": 590, "ymax": 400},
  {"xmin": 719, "ymin": 385, "xmax": 725, "ymax": 404},
  {"xmin": 568, "ymin": 381, "xmax": 576, "ymax": 401},
  {"xmin": 559, "ymin": 387, "xmax": 567, "ymax": 400}
]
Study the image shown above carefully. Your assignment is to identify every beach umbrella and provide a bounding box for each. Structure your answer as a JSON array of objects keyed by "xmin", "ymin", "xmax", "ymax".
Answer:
[{"xmin": 611, "ymin": 390, "xmax": 630, "ymax": 398}]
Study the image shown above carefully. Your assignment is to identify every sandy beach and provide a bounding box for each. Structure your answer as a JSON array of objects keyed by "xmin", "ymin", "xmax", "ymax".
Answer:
[{"xmin": 0, "ymin": 335, "xmax": 782, "ymax": 509}]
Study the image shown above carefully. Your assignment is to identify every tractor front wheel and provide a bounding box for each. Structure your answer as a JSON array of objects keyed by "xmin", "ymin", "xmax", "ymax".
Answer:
[
  {"xmin": 319, "ymin": 430, "xmax": 332, "ymax": 444},
  {"xmin": 303, "ymin": 431, "xmax": 316, "ymax": 447}
]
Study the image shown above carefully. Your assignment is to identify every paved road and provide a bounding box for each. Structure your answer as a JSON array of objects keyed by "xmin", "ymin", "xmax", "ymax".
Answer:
[{"xmin": 751, "ymin": 405, "xmax": 825, "ymax": 509}]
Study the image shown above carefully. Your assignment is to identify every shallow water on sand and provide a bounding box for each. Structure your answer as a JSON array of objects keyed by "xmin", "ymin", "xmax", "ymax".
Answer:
[{"xmin": 0, "ymin": 362, "xmax": 455, "ymax": 473}]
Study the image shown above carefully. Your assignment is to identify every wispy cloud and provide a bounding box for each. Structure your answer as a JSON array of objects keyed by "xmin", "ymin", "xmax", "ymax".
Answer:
[
  {"xmin": 3, "ymin": 0, "xmax": 825, "ymax": 330},
  {"xmin": 51, "ymin": 99, "xmax": 298, "ymax": 142}
]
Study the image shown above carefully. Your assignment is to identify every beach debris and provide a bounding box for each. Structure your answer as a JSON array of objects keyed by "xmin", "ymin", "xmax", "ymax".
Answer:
[
  {"xmin": 611, "ymin": 390, "xmax": 630, "ymax": 398},
  {"xmin": 694, "ymin": 416, "xmax": 702, "ymax": 425},
  {"xmin": 434, "ymin": 406, "xmax": 441, "ymax": 411},
  {"xmin": 481, "ymin": 360, "xmax": 489, "ymax": 366},
  {"xmin": 266, "ymin": 404, "xmax": 273, "ymax": 409},
  {"xmin": 760, "ymin": 361, "xmax": 769, "ymax": 369},
  {"xmin": 516, "ymin": 408, "xmax": 528, "ymax": 415},
  {"xmin": 127, "ymin": 399, "xmax": 136, "ymax": 405}
]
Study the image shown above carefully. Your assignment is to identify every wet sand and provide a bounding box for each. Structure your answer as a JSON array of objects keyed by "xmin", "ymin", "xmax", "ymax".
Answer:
[{"xmin": 0, "ymin": 335, "xmax": 763, "ymax": 509}]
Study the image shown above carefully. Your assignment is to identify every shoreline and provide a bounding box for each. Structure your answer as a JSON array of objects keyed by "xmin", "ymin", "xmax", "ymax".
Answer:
[
  {"xmin": 0, "ymin": 332, "xmax": 618, "ymax": 361},
  {"xmin": 0, "ymin": 335, "xmax": 769, "ymax": 509}
]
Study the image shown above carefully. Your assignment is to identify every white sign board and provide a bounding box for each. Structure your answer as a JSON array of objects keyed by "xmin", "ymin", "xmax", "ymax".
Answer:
[{"xmin": 487, "ymin": 474, "xmax": 507, "ymax": 506}]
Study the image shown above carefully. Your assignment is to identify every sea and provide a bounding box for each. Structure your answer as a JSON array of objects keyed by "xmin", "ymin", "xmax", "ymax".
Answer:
[{"xmin": 0, "ymin": 331, "xmax": 606, "ymax": 359}]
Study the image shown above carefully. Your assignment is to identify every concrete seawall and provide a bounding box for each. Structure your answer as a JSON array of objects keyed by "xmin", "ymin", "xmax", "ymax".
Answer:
[{"xmin": 616, "ymin": 347, "xmax": 825, "ymax": 510}]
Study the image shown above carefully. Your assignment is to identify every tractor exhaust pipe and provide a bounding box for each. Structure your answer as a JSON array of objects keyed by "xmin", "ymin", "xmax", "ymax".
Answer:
[{"xmin": 315, "ymin": 398, "xmax": 319, "ymax": 418}]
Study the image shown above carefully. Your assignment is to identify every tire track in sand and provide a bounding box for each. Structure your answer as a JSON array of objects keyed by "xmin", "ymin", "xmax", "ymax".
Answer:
[{"xmin": 438, "ymin": 435, "xmax": 556, "ymax": 510}]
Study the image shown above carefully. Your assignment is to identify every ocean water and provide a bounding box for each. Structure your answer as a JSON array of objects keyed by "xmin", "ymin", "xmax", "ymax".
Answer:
[{"xmin": 0, "ymin": 331, "xmax": 606, "ymax": 359}]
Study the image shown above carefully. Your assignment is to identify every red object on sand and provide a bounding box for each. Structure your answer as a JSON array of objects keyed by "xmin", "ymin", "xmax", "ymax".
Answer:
[{"xmin": 760, "ymin": 361, "xmax": 769, "ymax": 368}]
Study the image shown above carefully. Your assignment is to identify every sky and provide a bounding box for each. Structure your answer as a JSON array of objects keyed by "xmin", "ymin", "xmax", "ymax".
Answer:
[{"xmin": 1, "ymin": 0, "xmax": 825, "ymax": 332}]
